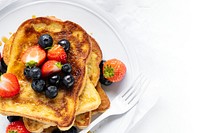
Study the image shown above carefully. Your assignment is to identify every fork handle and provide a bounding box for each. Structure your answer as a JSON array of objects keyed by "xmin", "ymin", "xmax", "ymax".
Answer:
[{"xmin": 79, "ymin": 109, "xmax": 111, "ymax": 133}]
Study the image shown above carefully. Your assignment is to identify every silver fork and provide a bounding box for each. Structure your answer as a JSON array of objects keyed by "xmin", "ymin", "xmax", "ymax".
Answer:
[{"xmin": 79, "ymin": 74, "xmax": 150, "ymax": 133}]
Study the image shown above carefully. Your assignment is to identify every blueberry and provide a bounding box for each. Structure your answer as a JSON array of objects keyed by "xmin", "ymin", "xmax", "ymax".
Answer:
[
  {"xmin": 38, "ymin": 34, "xmax": 53, "ymax": 49},
  {"xmin": 99, "ymin": 74, "xmax": 112, "ymax": 86},
  {"xmin": 52, "ymin": 128, "xmax": 61, "ymax": 133},
  {"xmin": 100, "ymin": 60, "xmax": 105, "ymax": 69},
  {"xmin": 45, "ymin": 86, "xmax": 58, "ymax": 99},
  {"xmin": 1, "ymin": 58, "xmax": 7, "ymax": 69},
  {"xmin": 99, "ymin": 60, "xmax": 112, "ymax": 86},
  {"xmin": 24, "ymin": 67, "xmax": 31, "ymax": 79},
  {"xmin": 62, "ymin": 75, "xmax": 74, "ymax": 89},
  {"xmin": 49, "ymin": 75, "xmax": 60, "ymax": 86},
  {"xmin": 30, "ymin": 67, "xmax": 41, "ymax": 79},
  {"xmin": 7, "ymin": 116, "xmax": 20, "ymax": 122},
  {"xmin": 0, "ymin": 64, "xmax": 6, "ymax": 74},
  {"xmin": 0, "ymin": 58, "xmax": 7, "ymax": 74},
  {"xmin": 31, "ymin": 79, "xmax": 46, "ymax": 92},
  {"xmin": 62, "ymin": 126, "xmax": 77, "ymax": 133},
  {"xmin": 61, "ymin": 63, "xmax": 72, "ymax": 74},
  {"xmin": 58, "ymin": 39, "xmax": 70, "ymax": 52},
  {"xmin": 99, "ymin": 60, "xmax": 105, "ymax": 73}
]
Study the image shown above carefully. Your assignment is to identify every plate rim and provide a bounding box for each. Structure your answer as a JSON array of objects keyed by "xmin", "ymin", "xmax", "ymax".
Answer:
[{"xmin": 0, "ymin": 0, "xmax": 139, "ymax": 76}]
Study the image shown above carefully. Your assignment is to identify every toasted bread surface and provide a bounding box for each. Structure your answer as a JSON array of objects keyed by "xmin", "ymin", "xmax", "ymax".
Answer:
[
  {"xmin": 2, "ymin": 33, "xmax": 14, "ymax": 65},
  {"xmin": 23, "ymin": 117, "xmax": 51, "ymax": 133},
  {"xmin": 92, "ymin": 82, "xmax": 110, "ymax": 114},
  {"xmin": 0, "ymin": 17, "xmax": 91, "ymax": 130},
  {"xmin": 87, "ymin": 37, "xmax": 102, "ymax": 86},
  {"xmin": 1, "ymin": 17, "xmax": 110, "ymax": 132},
  {"xmin": 25, "ymin": 36, "xmax": 104, "ymax": 131},
  {"xmin": 76, "ymin": 77, "xmax": 101, "ymax": 115},
  {"xmin": 75, "ymin": 112, "xmax": 92, "ymax": 129}
]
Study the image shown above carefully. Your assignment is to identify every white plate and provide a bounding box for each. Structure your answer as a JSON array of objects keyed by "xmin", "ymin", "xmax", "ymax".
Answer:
[{"xmin": 0, "ymin": 0, "xmax": 139, "ymax": 132}]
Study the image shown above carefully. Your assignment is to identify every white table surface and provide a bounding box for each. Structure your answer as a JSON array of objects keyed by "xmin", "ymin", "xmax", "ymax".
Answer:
[{"xmin": 90, "ymin": 0, "xmax": 200, "ymax": 133}]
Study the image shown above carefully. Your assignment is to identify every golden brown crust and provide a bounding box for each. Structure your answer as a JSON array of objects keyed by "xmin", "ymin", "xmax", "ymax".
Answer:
[
  {"xmin": 76, "ymin": 77, "xmax": 101, "ymax": 115},
  {"xmin": 23, "ymin": 36, "xmax": 104, "ymax": 132},
  {"xmin": 0, "ymin": 17, "xmax": 91, "ymax": 130},
  {"xmin": 87, "ymin": 37, "xmax": 102, "ymax": 86},
  {"xmin": 92, "ymin": 82, "xmax": 110, "ymax": 114},
  {"xmin": 23, "ymin": 118, "xmax": 51, "ymax": 133},
  {"xmin": 2, "ymin": 33, "xmax": 15, "ymax": 66},
  {"xmin": 75, "ymin": 112, "xmax": 91, "ymax": 129},
  {"xmin": 1, "ymin": 17, "xmax": 109, "ymax": 132}
]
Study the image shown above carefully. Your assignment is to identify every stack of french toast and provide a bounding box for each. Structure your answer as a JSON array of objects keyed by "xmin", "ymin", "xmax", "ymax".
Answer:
[{"xmin": 0, "ymin": 16, "xmax": 110, "ymax": 132}]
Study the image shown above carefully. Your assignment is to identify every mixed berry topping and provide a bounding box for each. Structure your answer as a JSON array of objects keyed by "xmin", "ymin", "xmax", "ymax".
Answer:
[
  {"xmin": 99, "ymin": 60, "xmax": 113, "ymax": 86},
  {"xmin": 99, "ymin": 59, "xmax": 126, "ymax": 85},
  {"xmin": 45, "ymin": 85, "xmax": 58, "ymax": 99},
  {"xmin": 0, "ymin": 73, "xmax": 20, "ymax": 98},
  {"xmin": 47, "ymin": 44, "xmax": 67, "ymax": 64},
  {"xmin": 22, "ymin": 34, "xmax": 74, "ymax": 99},
  {"xmin": 49, "ymin": 75, "xmax": 61, "ymax": 86},
  {"xmin": 61, "ymin": 63, "xmax": 72, "ymax": 74},
  {"xmin": 29, "ymin": 67, "xmax": 42, "ymax": 79},
  {"xmin": 62, "ymin": 74, "xmax": 75, "ymax": 89},
  {"xmin": 38, "ymin": 34, "xmax": 53, "ymax": 49},
  {"xmin": 31, "ymin": 79, "xmax": 46, "ymax": 92},
  {"xmin": 24, "ymin": 66, "xmax": 32, "ymax": 79},
  {"xmin": 41, "ymin": 60, "xmax": 62, "ymax": 77},
  {"xmin": 7, "ymin": 116, "xmax": 21, "ymax": 123},
  {"xmin": 21, "ymin": 45, "xmax": 46, "ymax": 67},
  {"xmin": 58, "ymin": 39, "xmax": 70, "ymax": 52},
  {"xmin": 103, "ymin": 59, "xmax": 126, "ymax": 82}
]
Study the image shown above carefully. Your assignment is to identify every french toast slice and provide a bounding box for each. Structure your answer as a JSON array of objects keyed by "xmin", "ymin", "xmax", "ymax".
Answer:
[
  {"xmin": 87, "ymin": 37, "xmax": 102, "ymax": 86},
  {"xmin": 22, "ymin": 37, "xmax": 106, "ymax": 131},
  {"xmin": 76, "ymin": 37, "xmax": 103, "ymax": 115},
  {"xmin": 41, "ymin": 82, "xmax": 110, "ymax": 132},
  {"xmin": 1, "ymin": 17, "xmax": 110, "ymax": 132},
  {"xmin": 75, "ymin": 112, "xmax": 92, "ymax": 129},
  {"xmin": 24, "ymin": 37, "xmax": 104, "ymax": 132},
  {"xmin": 0, "ymin": 17, "xmax": 91, "ymax": 130},
  {"xmin": 76, "ymin": 77, "xmax": 101, "ymax": 115},
  {"xmin": 23, "ymin": 36, "xmax": 104, "ymax": 132},
  {"xmin": 23, "ymin": 77, "xmax": 100, "ymax": 132},
  {"xmin": 75, "ymin": 82, "xmax": 110, "ymax": 129},
  {"xmin": 92, "ymin": 82, "xmax": 110, "ymax": 114},
  {"xmin": 75, "ymin": 38, "xmax": 109, "ymax": 129}
]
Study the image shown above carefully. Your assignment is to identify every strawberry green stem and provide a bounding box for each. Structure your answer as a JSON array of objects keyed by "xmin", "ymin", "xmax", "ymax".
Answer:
[
  {"xmin": 45, "ymin": 46, "xmax": 52, "ymax": 50},
  {"xmin": 9, "ymin": 130, "xmax": 18, "ymax": 133},
  {"xmin": 103, "ymin": 65, "xmax": 114, "ymax": 78},
  {"xmin": 55, "ymin": 62, "xmax": 62, "ymax": 69},
  {"xmin": 25, "ymin": 60, "xmax": 37, "ymax": 68}
]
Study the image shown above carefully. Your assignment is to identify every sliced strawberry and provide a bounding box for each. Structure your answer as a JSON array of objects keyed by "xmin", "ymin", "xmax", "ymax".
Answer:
[
  {"xmin": 0, "ymin": 73, "xmax": 20, "ymax": 98},
  {"xmin": 41, "ymin": 60, "xmax": 62, "ymax": 77},
  {"xmin": 21, "ymin": 45, "xmax": 46, "ymax": 67},
  {"xmin": 47, "ymin": 44, "xmax": 67, "ymax": 64},
  {"xmin": 6, "ymin": 120, "xmax": 30, "ymax": 133},
  {"xmin": 103, "ymin": 59, "xmax": 126, "ymax": 82}
]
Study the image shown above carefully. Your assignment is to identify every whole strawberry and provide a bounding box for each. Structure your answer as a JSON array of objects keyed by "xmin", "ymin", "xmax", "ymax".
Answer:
[
  {"xmin": 103, "ymin": 59, "xmax": 126, "ymax": 82},
  {"xmin": 47, "ymin": 44, "xmax": 67, "ymax": 64},
  {"xmin": 6, "ymin": 121, "xmax": 30, "ymax": 133},
  {"xmin": 41, "ymin": 60, "xmax": 62, "ymax": 77},
  {"xmin": 0, "ymin": 73, "xmax": 20, "ymax": 98}
]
